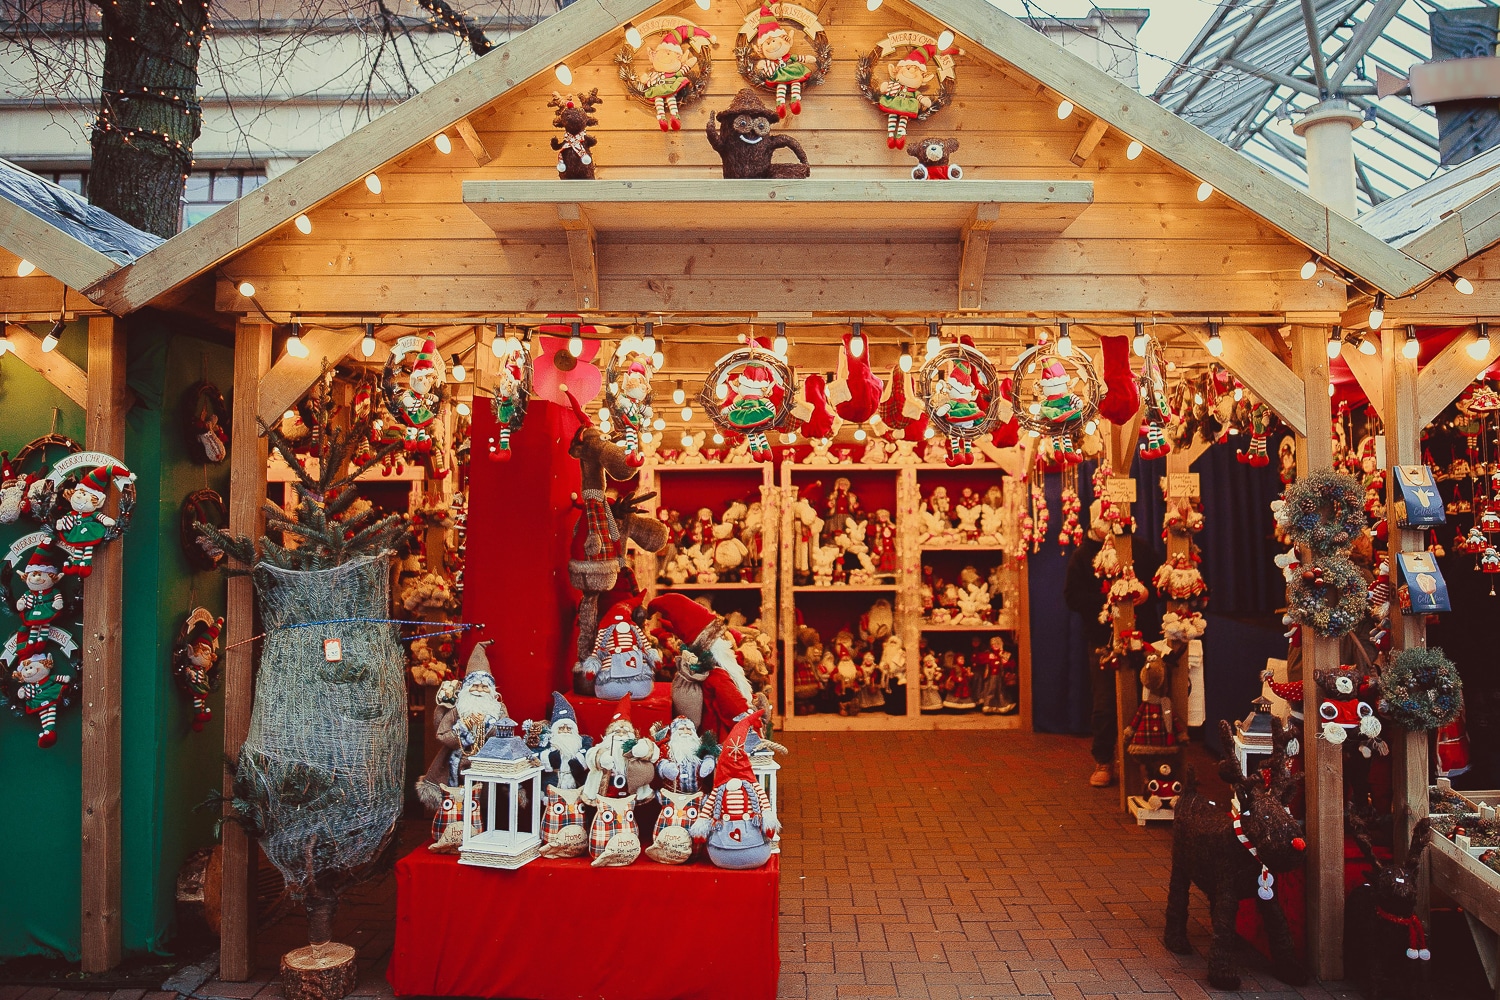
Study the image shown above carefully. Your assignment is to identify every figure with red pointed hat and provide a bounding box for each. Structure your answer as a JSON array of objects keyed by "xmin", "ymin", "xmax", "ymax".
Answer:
[
  {"xmin": 10, "ymin": 644, "xmax": 72, "ymax": 748},
  {"xmin": 588, "ymin": 595, "xmax": 658, "ymax": 700},
  {"xmin": 386, "ymin": 338, "xmax": 444, "ymax": 457},
  {"xmin": 612, "ymin": 359, "xmax": 653, "ymax": 467},
  {"xmin": 54, "ymin": 463, "xmax": 135, "ymax": 576},
  {"xmin": 878, "ymin": 45, "xmax": 938, "ymax": 148},
  {"xmin": 0, "ymin": 451, "xmax": 36, "ymax": 524},
  {"xmin": 12, "ymin": 545, "xmax": 64, "ymax": 657},
  {"xmin": 690, "ymin": 711, "xmax": 779, "ymax": 869},
  {"xmin": 641, "ymin": 25, "xmax": 715, "ymax": 129},
  {"xmin": 582, "ymin": 694, "xmax": 660, "ymax": 866},
  {"xmin": 649, "ymin": 591, "xmax": 753, "ymax": 739},
  {"xmin": 930, "ymin": 358, "xmax": 983, "ymax": 466},
  {"xmin": 489, "ymin": 344, "xmax": 529, "ymax": 463},
  {"xmin": 722, "ymin": 361, "xmax": 779, "ymax": 461},
  {"xmin": 747, "ymin": 7, "xmax": 814, "ymax": 118},
  {"xmin": 1038, "ymin": 361, "xmax": 1086, "ymax": 465},
  {"xmin": 172, "ymin": 608, "xmax": 224, "ymax": 732}
]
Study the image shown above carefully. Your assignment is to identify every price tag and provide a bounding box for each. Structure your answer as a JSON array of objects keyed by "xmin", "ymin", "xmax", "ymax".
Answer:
[
  {"xmin": 1167, "ymin": 473, "xmax": 1200, "ymax": 498},
  {"xmin": 1104, "ymin": 477, "xmax": 1137, "ymax": 504},
  {"xmin": 324, "ymin": 638, "xmax": 344, "ymax": 662}
]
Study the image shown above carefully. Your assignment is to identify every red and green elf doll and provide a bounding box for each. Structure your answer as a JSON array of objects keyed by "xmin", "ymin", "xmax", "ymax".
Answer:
[{"xmin": 54, "ymin": 464, "xmax": 134, "ymax": 577}]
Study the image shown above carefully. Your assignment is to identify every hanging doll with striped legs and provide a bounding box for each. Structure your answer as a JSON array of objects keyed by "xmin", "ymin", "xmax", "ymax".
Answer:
[
  {"xmin": 1238, "ymin": 400, "xmax": 1272, "ymax": 467},
  {"xmin": 738, "ymin": 6, "xmax": 829, "ymax": 120},
  {"xmin": 1009, "ymin": 340, "xmax": 1101, "ymax": 471},
  {"xmin": 488, "ymin": 334, "xmax": 532, "ymax": 463},
  {"xmin": 1136, "ymin": 331, "xmax": 1173, "ymax": 460},
  {"xmin": 701, "ymin": 339, "xmax": 796, "ymax": 464},
  {"xmin": 619, "ymin": 21, "xmax": 716, "ymax": 131},
  {"xmin": 916, "ymin": 338, "xmax": 1003, "ymax": 468},
  {"xmin": 2, "ymin": 627, "xmax": 78, "ymax": 749}
]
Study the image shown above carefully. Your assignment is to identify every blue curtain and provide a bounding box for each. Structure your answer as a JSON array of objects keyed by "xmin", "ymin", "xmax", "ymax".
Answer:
[{"xmin": 1029, "ymin": 461, "xmax": 1098, "ymax": 734}]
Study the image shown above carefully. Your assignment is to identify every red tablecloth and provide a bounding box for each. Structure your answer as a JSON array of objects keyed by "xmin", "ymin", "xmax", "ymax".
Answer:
[
  {"xmin": 566, "ymin": 683, "xmax": 673, "ymax": 740},
  {"xmin": 1236, "ymin": 837, "xmax": 1386, "ymax": 961},
  {"xmin": 388, "ymin": 845, "xmax": 779, "ymax": 1000}
]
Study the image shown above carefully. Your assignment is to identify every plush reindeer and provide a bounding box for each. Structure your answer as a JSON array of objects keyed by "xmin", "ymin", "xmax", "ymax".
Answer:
[
  {"xmin": 1164, "ymin": 717, "xmax": 1308, "ymax": 991},
  {"xmin": 549, "ymin": 89, "xmax": 602, "ymax": 179},
  {"xmin": 1345, "ymin": 813, "xmax": 1434, "ymax": 1000},
  {"xmin": 564, "ymin": 392, "xmax": 669, "ymax": 693}
]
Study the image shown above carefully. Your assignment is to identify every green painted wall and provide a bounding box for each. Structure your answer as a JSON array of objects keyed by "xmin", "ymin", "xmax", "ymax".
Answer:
[{"xmin": 0, "ymin": 319, "xmax": 233, "ymax": 960}]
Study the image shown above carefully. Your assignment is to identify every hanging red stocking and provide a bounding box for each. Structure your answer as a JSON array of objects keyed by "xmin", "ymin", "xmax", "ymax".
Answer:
[
  {"xmin": 1238, "ymin": 402, "xmax": 1271, "ymax": 467},
  {"xmin": 1095, "ymin": 334, "xmax": 1139, "ymax": 425},
  {"xmin": 794, "ymin": 374, "xmax": 838, "ymax": 440},
  {"xmin": 828, "ymin": 330, "xmax": 885, "ymax": 425}
]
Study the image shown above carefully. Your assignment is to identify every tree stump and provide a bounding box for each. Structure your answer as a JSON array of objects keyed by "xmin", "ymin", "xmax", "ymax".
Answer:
[{"xmin": 280, "ymin": 942, "xmax": 358, "ymax": 1000}]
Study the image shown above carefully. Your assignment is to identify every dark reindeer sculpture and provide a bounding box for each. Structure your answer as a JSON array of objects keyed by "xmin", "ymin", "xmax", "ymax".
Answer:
[
  {"xmin": 563, "ymin": 391, "xmax": 668, "ymax": 693},
  {"xmin": 1345, "ymin": 812, "xmax": 1434, "ymax": 1000},
  {"xmin": 1165, "ymin": 717, "xmax": 1308, "ymax": 991},
  {"xmin": 549, "ymin": 89, "xmax": 602, "ymax": 179}
]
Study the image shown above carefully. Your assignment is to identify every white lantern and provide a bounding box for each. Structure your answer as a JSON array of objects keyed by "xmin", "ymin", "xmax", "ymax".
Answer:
[
  {"xmin": 750, "ymin": 741, "xmax": 782, "ymax": 854},
  {"xmin": 460, "ymin": 735, "xmax": 544, "ymax": 869}
]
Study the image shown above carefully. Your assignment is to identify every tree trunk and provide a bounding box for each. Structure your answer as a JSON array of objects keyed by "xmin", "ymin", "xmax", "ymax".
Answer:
[{"xmin": 88, "ymin": 0, "xmax": 206, "ymax": 238}]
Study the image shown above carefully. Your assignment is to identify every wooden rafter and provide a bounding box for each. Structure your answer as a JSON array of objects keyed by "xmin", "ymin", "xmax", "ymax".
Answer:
[
  {"xmin": 1338, "ymin": 340, "xmax": 1384, "ymax": 418},
  {"xmin": 1417, "ymin": 327, "xmax": 1500, "ymax": 426},
  {"xmin": 1069, "ymin": 119, "xmax": 1108, "ymax": 166},
  {"xmin": 958, "ymin": 204, "xmax": 999, "ymax": 312},
  {"xmin": 4, "ymin": 323, "xmax": 88, "ymax": 409},
  {"xmin": 557, "ymin": 204, "xmax": 599, "ymax": 311},
  {"xmin": 1187, "ymin": 325, "xmax": 1307, "ymax": 436},
  {"xmin": 257, "ymin": 326, "xmax": 368, "ymax": 430},
  {"xmin": 453, "ymin": 117, "xmax": 493, "ymax": 166},
  {"xmin": 0, "ymin": 200, "xmax": 122, "ymax": 298}
]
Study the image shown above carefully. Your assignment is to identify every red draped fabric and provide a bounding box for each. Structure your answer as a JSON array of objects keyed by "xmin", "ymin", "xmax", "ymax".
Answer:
[
  {"xmin": 388, "ymin": 847, "xmax": 780, "ymax": 1000},
  {"xmin": 567, "ymin": 683, "xmax": 673, "ymax": 739}
]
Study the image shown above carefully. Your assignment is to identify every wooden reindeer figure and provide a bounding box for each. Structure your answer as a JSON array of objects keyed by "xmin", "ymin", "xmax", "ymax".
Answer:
[
  {"xmin": 1164, "ymin": 717, "xmax": 1308, "ymax": 991},
  {"xmin": 563, "ymin": 391, "xmax": 670, "ymax": 693},
  {"xmin": 550, "ymin": 89, "xmax": 602, "ymax": 179},
  {"xmin": 1345, "ymin": 813, "xmax": 1434, "ymax": 1000}
]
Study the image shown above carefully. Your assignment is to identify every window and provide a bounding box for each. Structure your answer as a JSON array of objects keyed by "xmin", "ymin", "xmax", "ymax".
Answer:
[
  {"xmin": 181, "ymin": 169, "xmax": 267, "ymax": 228},
  {"xmin": 29, "ymin": 170, "xmax": 88, "ymax": 194}
]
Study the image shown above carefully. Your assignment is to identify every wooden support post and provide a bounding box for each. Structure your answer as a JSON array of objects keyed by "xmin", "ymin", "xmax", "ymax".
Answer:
[
  {"xmin": 1291, "ymin": 325, "xmax": 1343, "ymax": 981},
  {"xmin": 557, "ymin": 205, "xmax": 599, "ymax": 311},
  {"xmin": 1382, "ymin": 327, "xmax": 1429, "ymax": 867},
  {"xmin": 80, "ymin": 315, "xmax": 126, "ymax": 973},
  {"xmin": 221, "ymin": 322, "xmax": 272, "ymax": 981},
  {"xmin": 1339, "ymin": 340, "xmax": 1385, "ymax": 419},
  {"xmin": 1106, "ymin": 420, "xmax": 1140, "ymax": 813},
  {"xmin": 957, "ymin": 204, "xmax": 999, "ymax": 311},
  {"xmin": 1070, "ymin": 119, "xmax": 1108, "ymax": 166}
]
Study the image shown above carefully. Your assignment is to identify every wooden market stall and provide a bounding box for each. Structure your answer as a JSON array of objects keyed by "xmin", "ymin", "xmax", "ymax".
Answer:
[{"xmin": 61, "ymin": 0, "xmax": 1492, "ymax": 985}]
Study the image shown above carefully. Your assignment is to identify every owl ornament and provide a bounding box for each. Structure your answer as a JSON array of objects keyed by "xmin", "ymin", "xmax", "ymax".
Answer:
[
  {"xmin": 701, "ymin": 338, "xmax": 796, "ymax": 462},
  {"xmin": 539, "ymin": 785, "xmax": 588, "ymax": 858},
  {"xmin": 429, "ymin": 783, "xmax": 481, "ymax": 854},
  {"xmin": 645, "ymin": 788, "xmax": 705, "ymax": 864},
  {"xmin": 856, "ymin": 31, "xmax": 960, "ymax": 148},
  {"xmin": 1009, "ymin": 342, "xmax": 1101, "ymax": 466},
  {"xmin": 915, "ymin": 337, "xmax": 1003, "ymax": 466}
]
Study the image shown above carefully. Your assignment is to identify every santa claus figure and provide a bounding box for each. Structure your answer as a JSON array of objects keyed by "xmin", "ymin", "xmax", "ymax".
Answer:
[
  {"xmin": 826, "ymin": 477, "xmax": 860, "ymax": 522},
  {"xmin": 653, "ymin": 714, "xmax": 717, "ymax": 794},
  {"xmin": 691, "ymin": 712, "xmax": 779, "ymax": 870},
  {"xmin": 533, "ymin": 691, "xmax": 593, "ymax": 790},
  {"xmin": 587, "ymin": 596, "xmax": 658, "ymax": 701},
  {"xmin": 14, "ymin": 546, "xmax": 64, "ymax": 656},
  {"xmin": 418, "ymin": 642, "xmax": 509, "ymax": 804},
  {"xmin": 583, "ymin": 695, "xmax": 661, "ymax": 867},
  {"xmin": 649, "ymin": 592, "xmax": 753, "ymax": 739}
]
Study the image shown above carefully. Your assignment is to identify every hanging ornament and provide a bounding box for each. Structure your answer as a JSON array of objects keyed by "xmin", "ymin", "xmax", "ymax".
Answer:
[
  {"xmin": 855, "ymin": 29, "xmax": 960, "ymax": 148},
  {"xmin": 828, "ymin": 330, "xmax": 885, "ymax": 424},
  {"xmin": 548, "ymin": 90, "xmax": 602, "ymax": 179},
  {"xmin": 182, "ymin": 380, "xmax": 231, "ymax": 464},
  {"xmin": 1095, "ymin": 334, "xmax": 1140, "ymax": 425},
  {"xmin": 1058, "ymin": 467, "xmax": 1082, "ymax": 549},
  {"xmin": 1029, "ymin": 475, "xmax": 1048, "ymax": 552},
  {"xmin": 0, "ymin": 624, "xmax": 79, "ymax": 748},
  {"xmin": 876, "ymin": 362, "xmax": 923, "ymax": 432},
  {"xmin": 1237, "ymin": 400, "xmax": 1272, "ymax": 466},
  {"xmin": 42, "ymin": 453, "xmax": 137, "ymax": 577},
  {"xmin": 1152, "ymin": 552, "xmax": 1208, "ymax": 605},
  {"xmin": 1010, "ymin": 341, "xmax": 1101, "ymax": 466},
  {"xmin": 701, "ymin": 339, "xmax": 796, "ymax": 462},
  {"xmin": 2, "ymin": 534, "xmax": 68, "ymax": 663},
  {"xmin": 617, "ymin": 19, "xmax": 717, "ymax": 130},
  {"xmin": 605, "ymin": 339, "xmax": 657, "ymax": 468},
  {"xmin": 736, "ymin": 4, "xmax": 831, "ymax": 120},
  {"xmin": 381, "ymin": 335, "xmax": 447, "ymax": 464},
  {"xmin": 3, "ymin": 433, "xmax": 81, "ymax": 526},
  {"xmin": 916, "ymin": 338, "xmax": 1003, "ymax": 466},
  {"xmin": 489, "ymin": 337, "xmax": 534, "ymax": 462},
  {"xmin": 172, "ymin": 607, "xmax": 223, "ymax": 732},
  {"xmin": 1100, "ymin": 566, "xmax": 1149, "ymax": 624},
  {"xmin": 180, "ymin": 488, "xmax": 228, "ymax": 572}
]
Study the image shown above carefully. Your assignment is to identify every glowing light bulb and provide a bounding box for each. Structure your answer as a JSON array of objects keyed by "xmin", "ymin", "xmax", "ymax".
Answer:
[
  {"xmin": 924, "ymin": 425, "xmax": 936, "ymax": 439},
  {"xmin": 1126, "ymin": 140, "xmax": 1143, "ymax": 160},
  {"xmin": 1133, "ymin": 334, "xmax": 1147, "ymax": 357},
  {"xmin": 642, "ymin": 431, "xmax": 653, "ymax": 444},
  {"xmin": 652, "ymin": 350, "xmax": 664, "ymax": 369},
  {"xmin": 237, "ymin": 280, "xmax": 256, "ymax": 297},
  {"xmin": 1193, "ymin": 391, "xmax": 1204, "ymax": 405},
  {"xmin": 294, "ymin": 214, "xmax": 312, "ymax": 234},
  {"xmin": 1329, "ymin": 382, "xmax": 1336, "ymax": 397},
  {"xmin": 0, "ymin": 335, "xmax": 13, "ymax": 356},
  {"xmin": 1402, "ymin": 332, "xmax": 1419, "ymax": 360},
  {"xmin": 1205, "ymin": 332, "xmax": 1223, "ymax": 357},
  {"xmin": 434, "ymin": 133, "xmax": 452, "ymax": 154},
  {"xmin": 1452, "ymin": 273, "xmax": 1475, "ymax": 295},
  {"xmin": 773, "ymin": 334, "xmax": 788, "ymax": 356},
  {"xmin": 716, "ymin": 382, "xmax": 729, "ymax": 401},
  {"xmin": 1084, "ymin": 420, "xmax": 1097, "ymax": 435},
  {"xmin": 554, "ymin": 62, "xmax": 574, "ymax": 85},
  {"xmin": 1057, "ymin": 100, "xmax": 1074, "ymax": 120},
  {"xmin": 850, "ymin": 331, "xmax": 865, "ymax": 358},
  {"xmin": 1196, "ymin": 181, "xmax": 1213, "ymax": 202},
  {"xmin": 681, "ymin": 406, "xmax": 693, "ymax": 422},
  {"xmin": 1326, "ymin": 333, "xmax": 1341, "ymax": 360},
  {"xmin": 672, "ymin": 384, "xmax": 686, "ymax": 406},
  {"xmin": 624, "ymin": 24, "xmax": 643, "ymax": 47},
  {"xmin": 1369, "ymin": 295, "xmax": 1385, "ymax": 331},
  {"xmin": 695, "ymin": 0, "xmax": 709, "ymax": 10},
  {"xmin": 681, "ymin": 433, "xmax": 693, "ymax": 448},
  {"xmin": 568, "ymin": 335, "xmax": 583, "ymax": 357},
  {"xmin": 1469, "ymin": 328, "xmax": 1491, "ymax": 360},
  {"xmin": 899, "ymin": 353, "xmax": 912, "ymax": 373},
  {"xmin": 1358, "ymin": 337, "xmax": 1377, "ymax": 356},
  {"xmin": 365, "ymin": 173, "xmax": 381, "ymax": 193},
  {"xmin": 362, "ymin": 333, "xmax": 376, "ymax": 358},
  {"xmin": 1028, "ymin": 403, "xmax": 1042, "ymax": 416},
  {"xmin": 286, "ymin": 334, "xmax": 309, "ymax": 359},
  {"xmin": 1300, "ymin": 258, "xmax": 1317, "ymax": 280},
  {"xmin": 854, "ymin": 428, "xmax": 867, "ymax": 441},
  {"xmin": 1056, "ymin": 332, "xmax": 1073, "ymax": 357},
  {"xmin": 642, "ymin": 334, "xmax": 656, "ymax": 354},
  {"xmin": 936, "ymin": 29, "xmax": 954, "ymax": 49},
  {"xmin": 782, "ymin": 432, "xmax": 797, "ymax": 444},
  {"xmin": 15, "ymin": 259, "xmax": 34, "ymax": 277},
  {"xmin": 652, "ymin": 417, "xmax": 666, "ymax": 431},
  {"xmin": 456, "ymin": 401, "xmax": 471, "ymax": 416},
  {"xmin": 866, "ymin": 0, "xmax": 881, "ymax": 9},
  {"xmin": 40, "ymin": 325, "xmax": 60, "ymax": 353},
  {"xmin": 926, "ymin": 334, "xmax": 940, "ymax": 357},
  {"xmin": 451, "ymin": 362, "xmax": 466, "ymax": 382},
  {"xmin": 1233, "ymin": 387, "xmax": 1244, "ymax": 401}
]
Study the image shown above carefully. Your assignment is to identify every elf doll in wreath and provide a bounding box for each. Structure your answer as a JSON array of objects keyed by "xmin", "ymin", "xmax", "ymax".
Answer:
[
  {"xmin": 54, "ymin": 464, "xmax": 135, "ymax": 577},
  {"xmin": 642, "ymin": 26, "xmax": 713, "ymax": 130},
  {"xmin": 879, "ymin": 45, "xmax": 940, "ymax": 149},
  {"xmin": 385, "ymin": 339, "xmax": 443, "ymax": 456},
  {"xmin": 614, "ymin": 361, "xmax": 653, "ymax": 467},
  {"xmin": 748, "ymin": 7, "xmax": 814, "ymax": 119},
  {"xmin": 172, "ymin": 610, "xmax": 224, "ymax": 732},
  {"xmin": 1038, "ymin": 361, "xmax": 1086, "ymax": 464},
  {"xmin": 13, "ymin": 546, "xmax": 64, "ymax": 657},
  {"xmin": 490, "ymin": 350, "xmax": 528, "ymax": 462},
  {"xmin": 719, "ymin": 362, "xmax": 781, "ymax": 462},
  {"xmin": 10, "ymin": 643, "xmax": 73, "ymax": 748},
  {"xmin": 930, "ymin": 359, "xmax": 983, "ymax": 466}
]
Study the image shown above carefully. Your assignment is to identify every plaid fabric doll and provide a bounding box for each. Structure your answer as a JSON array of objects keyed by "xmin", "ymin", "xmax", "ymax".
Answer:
[
  {"xmin": 539, "ymin": 785, "xmax": 588, "ymax": 858},
  {"xmin": 645, "ymin": 788, "xmax": 704, "ymax": 864}
]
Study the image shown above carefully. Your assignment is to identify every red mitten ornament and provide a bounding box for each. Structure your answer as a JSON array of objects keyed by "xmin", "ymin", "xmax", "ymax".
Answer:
[
  {"xmin": 795, "ymin": 374, "xmax": 838, "ymax": 440},
  {"xmin": 991, "ymin": 377, "xmax": 1019, "ymax": 448},
  {"xmin": 1096, "ymin": 334, "xmax": 1139, "ymax": 425},
  {"xmin": 828, "ymin": 332, "xmax": 885, "ymax": 424},
  {"xmin": 904, "ymin": 412, "xmax": 929, "ymax": 443}
]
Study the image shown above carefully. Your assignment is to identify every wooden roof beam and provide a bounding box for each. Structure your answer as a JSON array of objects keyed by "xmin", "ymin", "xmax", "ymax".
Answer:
[
  {"xmin": 5, "ymin": 323, "xmax": 88, "ymax": 409},
  {"xmin": 454, "ymin": 118, "xmax": 493, "ymax": 166},
  {"xmin": 1069, "ymin": 119, "xmax": 1108, "ymax": 167},
  {"xmin": 1338, "ymin": 339, "xmax": 1383, "ymax": 418},
  {"xmin": 1187, "ymin": 324, "xmax": 1308, "ymax": 436},
  {"xmin": 0, "ymin": 200, "xmax": 122, "ymax": 297},
  {"xmin": 958, "ymin": 204, "xmax": 999, "ymax": 312},
  {"xmin": 257, "ymin": 325, "xmax": 366, "ymax": 431},
  {"xmin": 558, "ymin": 204, "xmax": 599, "ymax": 311},
  {"xmin": 1417, "ymin": 326, "xmax": 1499, "ymax": 426}
]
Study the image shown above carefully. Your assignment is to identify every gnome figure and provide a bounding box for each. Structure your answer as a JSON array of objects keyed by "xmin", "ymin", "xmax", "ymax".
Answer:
[
  {"xmin": 748, "ymin": 6, "xmax": 813, "ymax": 118},
  {"xmin": 14, "ymin": 546, "xmax": 64, "ymax": 656},
  {"xmin": 587, "ymin": 596, "xmax": 658, "ymax": 701},
  {"xmin": 393, "ymin": 339, "xmax": 442, "ymax": 453},
  {"xmin": 932, "ymin": 360, "xmax": 983, "ymax": 466},
  {"xmin": 172, "ymin": 609, "xmax": 224, "ymax": 731},
  {"xmin": 653, "ymin": 714, "xmax": 718, "ymax": 794},
  {"xmin": 419, "ymin": 641, "xmax": 507, "ymax": 803},
  {"xmin": 12, "ymin": 646, "xmax": 71, "ymax": 748},
  {"xmin": 534, "ymin": 691, "xmax": 593, "ymax": 790},
  {"xmin": 649, "ymin": 592, "xmax": 753, "ymax": 740},
  {"xmin": 691, "ymin": 712, "xmax": 779, "ymax": 870},
  {"xmin": 583, "ymin": 695, "xmax": 661, "ymax": 867},
  {"xmin": 54, "ymin": 464, "xmax": 134, "ymax": 576},
  {"xmin": 1038, "ymin": 361, "xmax": 1085, "ymax": 464}
]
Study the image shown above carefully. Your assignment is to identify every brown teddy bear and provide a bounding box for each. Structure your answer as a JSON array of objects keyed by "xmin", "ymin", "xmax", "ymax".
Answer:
[
  {"xmin": 908, "ymin": 136, "xmax": 961, "ymax": 180},
  {"xmin": 706, "ymin": 88, "xmax": 810, "ymax": 179}
]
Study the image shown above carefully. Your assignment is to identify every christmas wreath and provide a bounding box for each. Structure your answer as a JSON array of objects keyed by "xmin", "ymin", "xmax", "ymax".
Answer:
[
  {"xmin": 1274, "ymin": 469, "xmax": 1366, "ymax": 557},
  {"xmin": 1285, "ymin": 555, "xmax": 1367, "ymax": 638},
  {"xmin": 1379, "ymin": 646, "xmax": 1463, "ymax": 731}
]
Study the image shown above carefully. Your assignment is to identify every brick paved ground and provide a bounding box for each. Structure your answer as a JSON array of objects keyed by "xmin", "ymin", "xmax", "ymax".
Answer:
[{"xmin": 9, "ymin": 729, "xmax": 1478, "ymax": 1000}]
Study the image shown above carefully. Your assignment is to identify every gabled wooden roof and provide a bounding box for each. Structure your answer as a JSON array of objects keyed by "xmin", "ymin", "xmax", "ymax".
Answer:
[
  {"xmin": 1360, "ymin": 146, "xmax": 1500, "ymax": 283},
  {"xmin": 85, "ymin": 0, "xmax": 1438, "ymax": 315}
]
